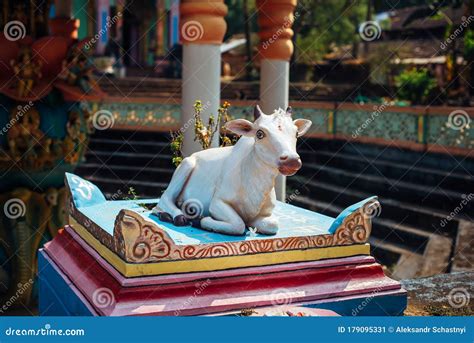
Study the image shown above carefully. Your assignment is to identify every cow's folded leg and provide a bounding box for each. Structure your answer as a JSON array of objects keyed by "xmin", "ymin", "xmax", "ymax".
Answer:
[
  {"xmin": 173, "ymin": 214, "xmax": 189, "ymax": 226},
  {"xmin": 159, "ymin": 212, "xmax": 173, "ymax": 223},
  {"xmin": 250, "ymin": 215, "xmax": 279, "ymax": 235},
  {"xmin": 200, "ymin": 200, "xmax": 246, "ymax": 235},
  {"xmin": 152, "ymin": 206, "xmax": 174, "ymax": 223}
]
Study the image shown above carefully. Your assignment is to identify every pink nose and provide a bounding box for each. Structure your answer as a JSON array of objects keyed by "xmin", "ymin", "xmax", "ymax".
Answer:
[{"xmin": 280, "ymin": 155, "xmax": 302, "ymax": 170}]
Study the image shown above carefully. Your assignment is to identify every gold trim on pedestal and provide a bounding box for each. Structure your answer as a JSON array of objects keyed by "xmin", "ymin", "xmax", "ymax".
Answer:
[{"xmin": 69, "ymin": 216, "xmax": 370, "ymax": 277}]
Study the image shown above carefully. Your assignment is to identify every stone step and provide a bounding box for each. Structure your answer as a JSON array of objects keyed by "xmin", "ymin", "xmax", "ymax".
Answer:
[
  {"xmin": 296, "ymin": 162, "xmax": 471, "ymax": 214},
  {"xmin": 76, "ymin": 163, "xmax": 173, "ymax": 186},
  {"xmin": 82, "ymin": 176, "xmax": 167, "ymax": 199},
  {"xmin": 83, "ymin": 151, "xmax": 174, "ymax": 169},
  {"xmin": 87, "ymin": 138, "xmax": 171, "ymax": 154},
  {"xmin": 298, "ymin": 138, "xmax": 474, "ymax": 174},
  {"xmin": 91, "ymin": 129, "xmax": 172, "ymax": 143},
  {"xmin": 98, "ymin": 78, "xmax": 351, "ymax": 101},
  {"xmin": 288, "ymin": 176, "xmax": 458, "ymax": 237},
  {"xmin": 292, "ymin": 196, "xmax": 430, "ymax": 253},
  {"xmin": 298, "ymin": 149, "xmax": 473, "ymax": 193}
]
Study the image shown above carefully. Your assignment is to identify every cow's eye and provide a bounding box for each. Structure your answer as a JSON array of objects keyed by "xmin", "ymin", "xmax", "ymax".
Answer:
[{"xmin": 256, "ymin": 130, "xmax": 265, "ymax": 140}]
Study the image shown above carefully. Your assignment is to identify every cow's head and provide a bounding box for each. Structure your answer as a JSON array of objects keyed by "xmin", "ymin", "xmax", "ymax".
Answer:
[{"xmin": 225, "ymin": 105, "xmax": 312, "ymax": 176}]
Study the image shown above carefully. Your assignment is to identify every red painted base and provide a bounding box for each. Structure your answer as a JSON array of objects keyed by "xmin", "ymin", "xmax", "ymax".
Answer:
[{"xmin": 41, "ymin": 228, "xmax": 406, "ymax": 316}]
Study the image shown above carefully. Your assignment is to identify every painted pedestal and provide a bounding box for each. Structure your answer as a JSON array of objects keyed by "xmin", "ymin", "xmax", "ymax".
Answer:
[{"xmin": 38, "ymin": 173, "xmax": 407, "ymax": 316}]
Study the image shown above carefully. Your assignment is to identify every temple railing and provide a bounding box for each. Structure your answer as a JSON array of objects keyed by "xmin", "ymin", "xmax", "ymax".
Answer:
[{"xmin": 90, "ymin": 97, "xmax": 474, "ymax": 156}]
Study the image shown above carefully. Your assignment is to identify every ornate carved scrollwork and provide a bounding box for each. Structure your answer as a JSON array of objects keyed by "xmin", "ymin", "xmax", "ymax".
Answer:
[
  {"xmin": 113, "ymin": 210, "xmax": 172, "ymax": 263},
  {"xmin": 109, "ymin": 199, "xmax": 379, "ymax": 263}
]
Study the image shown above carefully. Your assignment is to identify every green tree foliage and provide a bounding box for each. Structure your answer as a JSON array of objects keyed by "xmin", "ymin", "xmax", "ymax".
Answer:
[
  {"xmin": 395, "ymin": 68, "xmax": 437, "ymax": 105},
  {"xmin": 224, "ymin": 0, "xmax": 258, "ymax": 39},
  {"xmin": 293, "ymin": 0, "xmax": 367, "ymax": 64},
  {"xmin": 464, "ymin": 29, "xmax": 474, "ymax": 62}
]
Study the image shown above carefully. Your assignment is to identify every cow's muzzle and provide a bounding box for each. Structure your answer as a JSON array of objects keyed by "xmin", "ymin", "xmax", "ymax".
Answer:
[{"xmin": 278, "ymin": 156, "xmax": 302, "ymax": 176}]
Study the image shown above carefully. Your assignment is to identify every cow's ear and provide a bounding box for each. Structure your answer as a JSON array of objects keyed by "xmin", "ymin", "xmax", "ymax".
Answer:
[
  {"xmin": 225, "ymin": 119, "xmax": 255, "ymax": 137},
  {"xmin": 294, "ymin": 119, "xmax": 312, "ymax": 137}
]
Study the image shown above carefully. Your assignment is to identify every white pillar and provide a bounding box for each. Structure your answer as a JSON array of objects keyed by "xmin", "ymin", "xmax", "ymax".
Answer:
[
  {"xmin": 257, "ymin": 0, "xmax": 296, "ymax": 201},
  {"xmin": 260, "ymin": 59, "xmax": 289, "ymax": 200},
  {"xmin": 181, "ymin": 44, "xmax": 222, "ymax": 156},
  {"xmin": 179, "ymin": 0, "xmax": 228, "ymax": 156}
]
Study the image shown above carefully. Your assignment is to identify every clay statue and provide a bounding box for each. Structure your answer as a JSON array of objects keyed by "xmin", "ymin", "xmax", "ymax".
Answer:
[
  {"xmin": 153, "ymin": 105, "xmax": 312, "ymax": 235},
  {"xmin": 11, "ymin": 48, "xmax": 42, "ymax": 98},
  {"xmin": 60, "ymin": 46, "xmax": 94, "ymax": 94}
]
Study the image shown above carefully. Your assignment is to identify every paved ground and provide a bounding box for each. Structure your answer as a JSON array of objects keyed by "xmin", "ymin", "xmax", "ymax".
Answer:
[
  {"xmin": 452, "ymin": 220, "xmax": 474, "ymax": 272},
  {"xmin": 401, "ymin": 272, "xmax": 474, "ymax": 316}
]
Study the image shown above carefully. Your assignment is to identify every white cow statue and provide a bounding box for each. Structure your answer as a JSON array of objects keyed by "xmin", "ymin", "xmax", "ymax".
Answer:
[{"xmin": 153, "ymin": 105, "xmax": 312, "ymax": 235}]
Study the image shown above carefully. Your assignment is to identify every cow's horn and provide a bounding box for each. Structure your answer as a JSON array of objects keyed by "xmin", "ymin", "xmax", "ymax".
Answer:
[
  {"xmin": 254, "ymin": 104, "xmax": 263, "ymax": 120},
  {"xmin": 286, "ymin": 106, "xmax": 293, "ymax": 115}
]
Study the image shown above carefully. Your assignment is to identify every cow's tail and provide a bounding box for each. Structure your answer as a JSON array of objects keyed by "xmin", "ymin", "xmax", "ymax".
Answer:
[{"xmin": 153, "ymin": 156, "xmax": 196, "ymax": 221}]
